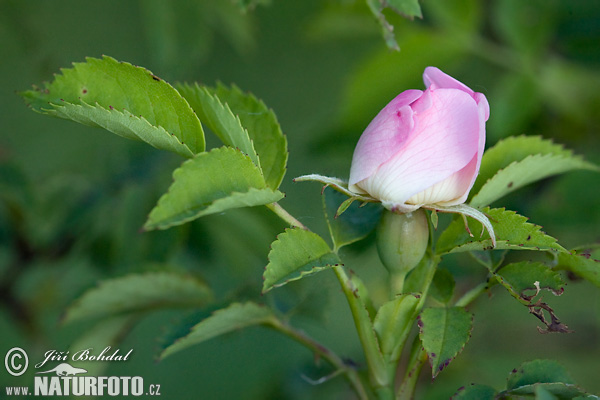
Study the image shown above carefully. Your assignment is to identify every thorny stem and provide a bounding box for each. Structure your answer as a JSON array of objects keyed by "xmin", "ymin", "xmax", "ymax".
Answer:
[{"xmin": 270, "ymin": 318, "xmax": 369, "ymax": 400}]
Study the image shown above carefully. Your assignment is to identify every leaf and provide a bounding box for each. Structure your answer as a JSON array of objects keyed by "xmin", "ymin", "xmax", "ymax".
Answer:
[
  {"xmin": 322, "ymin": 187, "xmax": 383, "ymax": 250},
  {"xmin": 470, "ymin": 153, "xmax": 598, "ymax": 208},
  {"xmin": 145, "ymin": 147, "xmax": 283, "ymax": 230},
  {"xmin": 263, "ymin": 228, "xmax": 341, "ymax": 293},
  {"xmin": 21, "ymin": 55, "xmax": 205, "ymax": 155},
  {"xmin": 496, "ymin": 262, "xmax": 565, "ymax": 298},
  {"xmin": 386, "ymin": 0, "xmax": 422, "ymax": 19},
  {"xmin": 472, "ymin": 136, "xmax": 571, "ymax": 198},
  {"xmin": 175, "ymin": 83, "xmax": 259, "ymax": 168},
  {"xmin": 208, "ymin": 83, "xmax": 288, "ymax": 190},
  {"xmin": 63, "ymin": 272, "xmax": 213, "ymax": 324},
  {"xmin": 373, "ymin": 294, "xmax": 420, "ymax": 356},
  {"xmin": 451, "ymin": 384, "xmax": 497, "ymax": 400},
  {"xmin": 436, "ymin": 208, "xmax": 566, "ymax": 255},
  {"xmin": 555, "ymin": 249, "xmax": 600, "ymax": 288},
  {"xmin": 429, "ymin": 268, "xmax": 455, "ymax": 304},
  {"xmin": 47, "ymin": 102, "xmax": 194, "ymax": 158},
  {"xmin": 160, "ymin": 302, "xmax": 274, "ymax": 360},
  {"xmin": 507, "ymin": 359, "xmax": 574, "ymax": 389},
  {"xmin": 418, "ymin": 307, "xmax": 473, "ymax": 379}
]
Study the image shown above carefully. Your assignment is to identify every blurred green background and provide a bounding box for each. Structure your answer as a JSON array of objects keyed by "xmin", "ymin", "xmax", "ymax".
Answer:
[{"xmin": 1, "ymin": 0, "xmax": 599, "ymax": 398}]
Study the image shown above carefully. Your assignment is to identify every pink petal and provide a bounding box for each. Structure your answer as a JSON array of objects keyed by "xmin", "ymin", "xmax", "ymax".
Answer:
[
  {"xmin": 423, "ymin": 67, "xmax": 473, "ymax": 94},
  {"xmin": 356, "ymin": 88, "xmax": 480, "ymax": 205},
  {"xmin": 349, "ymin": 89, "xmax": 423, "ymax": 185}
]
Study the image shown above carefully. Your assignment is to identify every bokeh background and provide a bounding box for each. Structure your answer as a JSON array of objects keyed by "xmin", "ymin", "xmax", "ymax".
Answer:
[{"xmin": 1, "ymin": 0, "xmax": 599, "ymax": 398}]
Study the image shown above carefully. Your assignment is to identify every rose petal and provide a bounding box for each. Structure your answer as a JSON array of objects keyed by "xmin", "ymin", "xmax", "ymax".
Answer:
[
  {"xmin": 355, "ymin": 88, "xmax": 480, "ymax": 205},
  {"xmin": 423, "ymin": 66, "xmax": 474, "ymax": 94},
  {"xmin": 349, "ymin": 89, "xmax": 423, "ymax": 185}
]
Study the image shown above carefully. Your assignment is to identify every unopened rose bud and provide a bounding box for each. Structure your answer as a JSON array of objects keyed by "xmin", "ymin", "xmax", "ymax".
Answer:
[
  {"xmin": 376, "ymin": 209, "xmax": 428, "ymax": 293},
  {"xmin": 348, "ymin": 67, "xmax": 489, "ymax": 213}
]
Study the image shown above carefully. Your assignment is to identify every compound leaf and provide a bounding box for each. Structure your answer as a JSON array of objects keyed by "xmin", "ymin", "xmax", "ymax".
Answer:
[{"xmin": 145, "ymin": 147, "xmax": 283, "ymax": 230}]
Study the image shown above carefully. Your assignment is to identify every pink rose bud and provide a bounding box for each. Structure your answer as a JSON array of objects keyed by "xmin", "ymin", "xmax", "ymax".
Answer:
[{"xmin": 349, "ymin": 67, "xmax": 489, "ymax": 213}]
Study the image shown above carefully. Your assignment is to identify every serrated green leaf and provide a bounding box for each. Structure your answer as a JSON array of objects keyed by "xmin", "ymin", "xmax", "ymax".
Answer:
[
  {"xmin": 472, "ymin": 136, "xmax": 575, "ymax": 199},
  {"xmin": 209, "ymin": 83, "xmax": 288, "ymax": 190},
  {"xmin": 374, "ymin": 294, "xmax": 420, "ymax": 357},
  {"xmin": 497, "ymin": 262, "xmax": 564, "ymax": 298},
  {"xmin": 263, "ymin": 228, "xmax": 341, "ymax": 293},
  {"xmin": 436, "ymin": 208, "xmax": 566, "ymax": 255},
  {"xmin": 145, "ymin": 147, "xmax": 283, "ymax": 230},
  {"xmin": 451, "ymin": 384, "xmax": 497, "ymax": 400},
  {"xmin": 556, "ymin": 249, "xmax": 600, "ymax": 288},
  {"xmin": 64, "ymin": 272, "xmax": 213, "ymax": 324},
  {"xmin": 323, "ymin": 187, "xmax": 383, "ymax": 251},
  {"xmin": 48, "ymin": 101, "xmax": 194, "ymax": 158},
  {"xmin": 471, "ymin": 153, "xmax": 598, "ymax": 207},
  {"xmin": 160, "ymin": 302, "xmax": 274, "ymax": 360},
  {"xmin": 386, "ymin": 0, "xmax": 422, "ymax": 18},
  {"xmin": 175, "ymin": 83, "xmax": 260, "ymax": 168},
  {"xmin": 184, "ymin": 84, "xmax": 288, "ymax": 189},
  {"xmin": 430, "ymin": 268, "xmax": 455, "ymax": 304},
  {"xmin": 21, "ymin": 55, "xmax": 204, "ymax": 154},
  {"xmin": 419, "ymin": 307, "xmax": 473, "ymax": 379}
]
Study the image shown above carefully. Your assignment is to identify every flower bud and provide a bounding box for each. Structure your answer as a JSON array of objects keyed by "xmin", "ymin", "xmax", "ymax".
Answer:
[
  {"xmin": 376, "ymin": 209, "xmax": 429, "ymax": 292},
  {"xmin": 349, "ymin": 67, "xmax": 489, "ymax": 213}
]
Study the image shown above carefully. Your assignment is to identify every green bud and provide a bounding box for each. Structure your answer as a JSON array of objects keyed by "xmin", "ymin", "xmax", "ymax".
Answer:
[{"xmin": 376, "ymin": 209, "xmax": 429, "ymax": 293}]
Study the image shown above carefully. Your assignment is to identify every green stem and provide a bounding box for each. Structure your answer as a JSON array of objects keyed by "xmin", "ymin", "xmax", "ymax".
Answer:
[
  {"xmin": 270, "ymin": 318, "xmax": 369, "ymax": 400},
  {"xmin": 390, "ymin": 271, "xmax": 406, "ymax": 296},
  {"xmin": 454, "ymin": 281, "xmax": 490, "ymax": 308},
  {"xmin": 266, "ymin": 202, "xmax": 308, "ymax": 230},
  {"xmin": 333, "ymin": 265, "xmax": 390, "ymax": 392},
  {"xmin": 396, "ymin": 340, "xmax": 428, "ymax": 400}
]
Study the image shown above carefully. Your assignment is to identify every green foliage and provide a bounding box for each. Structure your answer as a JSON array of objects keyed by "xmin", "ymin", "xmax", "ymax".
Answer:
[
  {"xmin": 471, "ymin": 136, "xmax": 597, "ymax": 203},
  {"xmin": 176, "ymin": 83, "xmax": 260, "ymax": 167},
  {"xmin": 21, "ymin": 56, "xmax": 205, "ymax": 155},
  {"xmin": 386, "ymin": 0, "xmax": 422, "ymax": 19},
  {"xmin": 161, "ymin": 302, "xmax": 274, "ymax": 359},
  {"xmin": 452, "ymin": 384, "xmax": 497, "ymax": 400},
  {"xmin": 471, "ymin": 153, "xmax": 598, "ymax": 208},
  {"xmin": 555, "ymin": 248, "xmax": 600, "ymax": 288},
  {"xmin": 63, "ymin": 272, "xmax": 213, "ymax": 324},
  {"xmin": 418, "ymin": 307, "xmax": 473, "ymax": 378},
  {"xmin": 145, "ymin": 147, "xmax": 283, "ymax": 230},
  {"xmin": 429, "ymin": 268, "xmax": 456, "ymax": 304},
  {"xmin": 262, "ymin": 228, "xmax": 341, "ymax": 293},
  {"xmin": 436, "ymin": 207, "xmax": 565, "ymax": 255},
  {"xmin": 207, "ymin": 83, "xmax": 288, "ymax": 190},
  {"xmin": 496, "ymin": 262, "xmax": 565, "ymax": 297},
  {"xmin": 323, "ymin": 187, "xmax": 382, "ymax": 250},
  {"xmin": 373, "ymin": 294, "xmax": 420, "ymax": 357}
]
